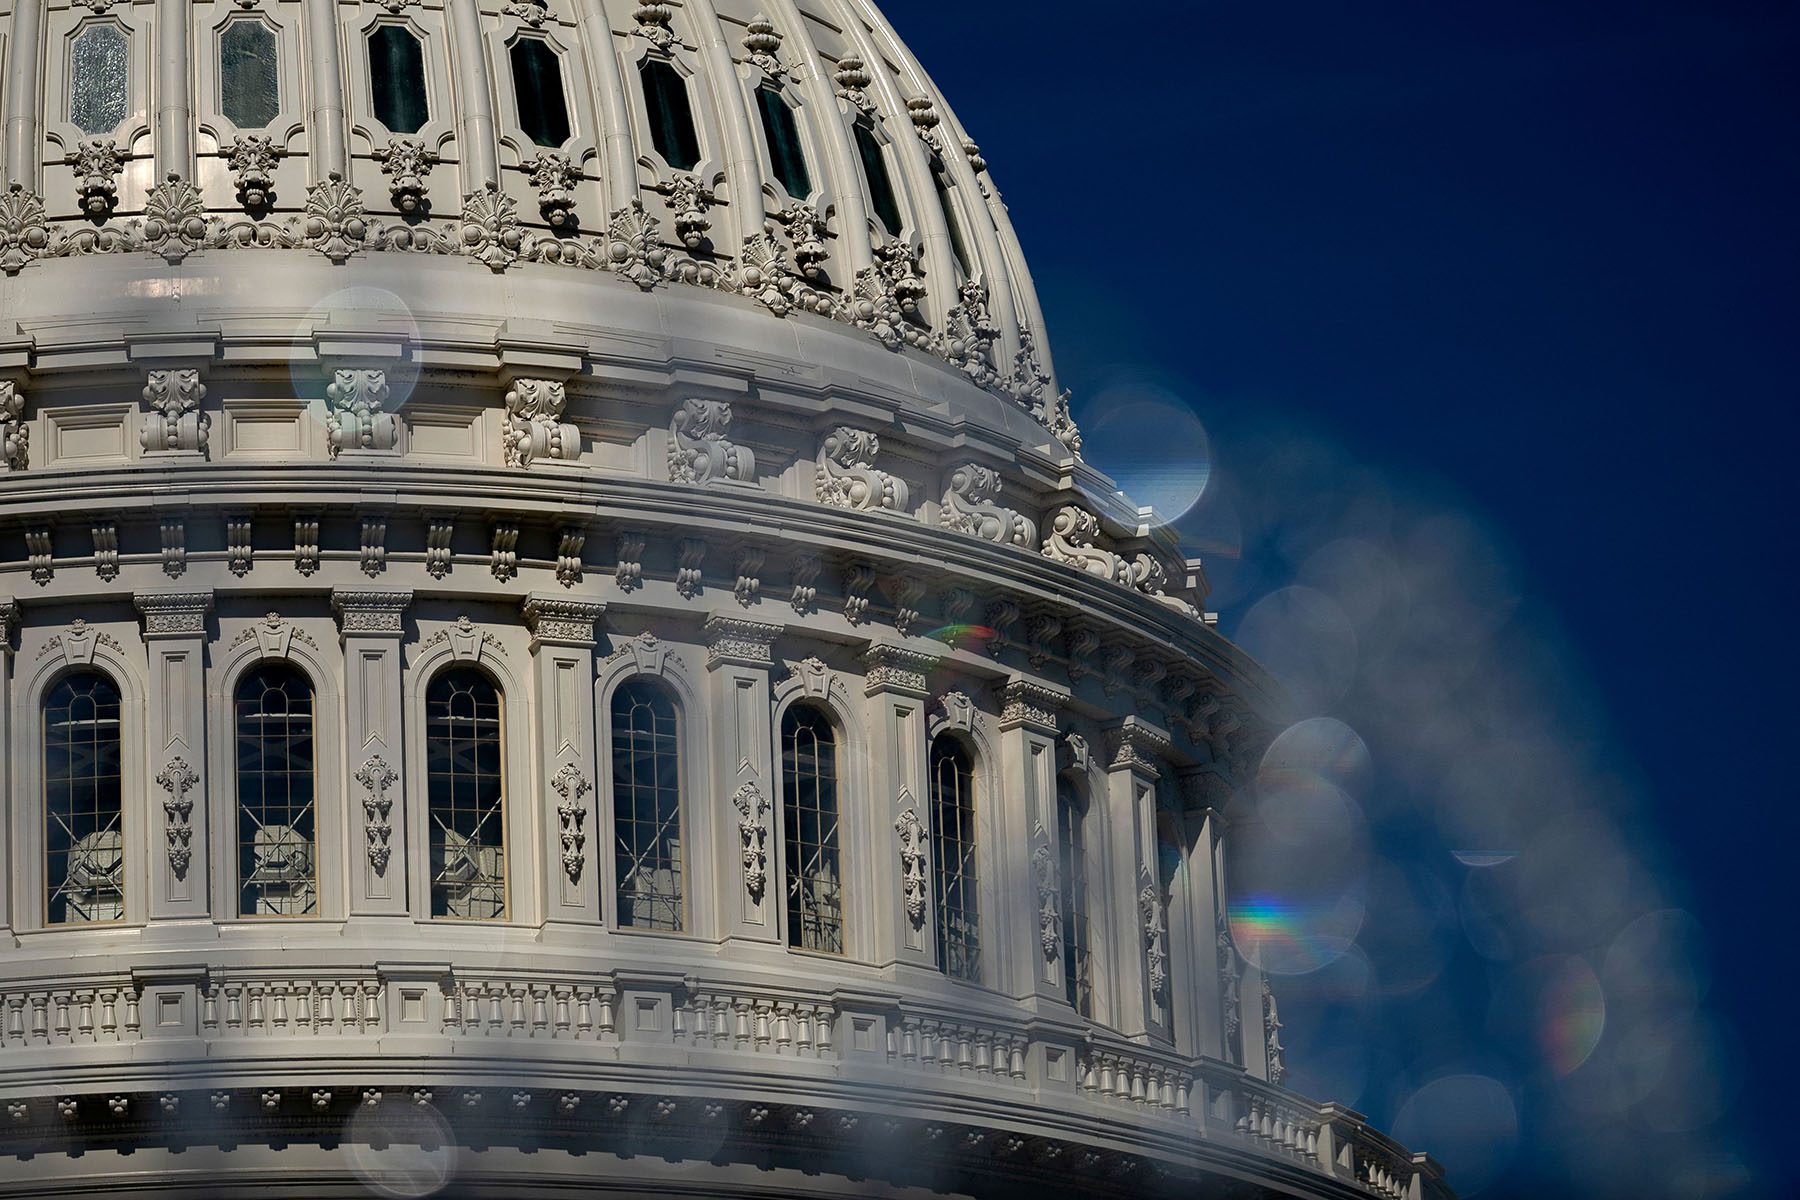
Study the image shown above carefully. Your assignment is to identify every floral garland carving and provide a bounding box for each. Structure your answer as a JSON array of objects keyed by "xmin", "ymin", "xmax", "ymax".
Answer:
[{"xmin": 732, "ymin": 781, "xmax": 770, "ymax": 901}]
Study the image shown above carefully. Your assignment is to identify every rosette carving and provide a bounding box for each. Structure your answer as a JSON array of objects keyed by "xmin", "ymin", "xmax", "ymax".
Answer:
[
  {"xmin": 940, "ymin": 463, "xmax": 1033, "ymax": 547},
  {"xmin": 815, "ymin": 427, "xmax": 908, "ymax": 512},
  {"xmin": 668, "ymin": 398, "xmax": 755, "ymax": 486}
]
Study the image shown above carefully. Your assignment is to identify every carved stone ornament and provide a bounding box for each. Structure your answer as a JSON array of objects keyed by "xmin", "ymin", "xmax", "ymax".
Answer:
[
  {"xmin": 26, "ymin": 529, "xmax": 52, "ymax": 586},
  {"xmin": 789, "ymin": 553, "xmax": 820, "ymax": 615},
  {"xmin": 142, "ymin": 175, "xmax": 209, "ymax": 264},
  {"xmin": 842, "ymin": 561, "xmax": 874, "ymax": 625},
  {"xmin": 1041, "ymin": 505, "xmax": 1133, "ymax": 586},
  {"xmin": 1263, "ymin": 978, "xmax": 1287, "ymax": 1085},
  {"xmin": 523, "ymin": 151, "xmax": 581, "ymax": 230},
  {"xmin": 1140, "ymin": 881, "xmax": 1170, "ymax": 1007},
  {"xmin": 940, "ymin": 462, "xmax": 1033, "ymax": 547},
  {"xmin": 557, "ymin": 528, "xmax": 585, "ymax": 588},
  {"xmin": 0, "ymin": 185, "xmax": 52, "ymax": 275},
  {"xmin": 1033, "ymin": 843, "xmax": 1060, "ymax": 960},
  {"xmin": 355, "ymin": 755, "xmax": 399, "ymax": 875},
  {"xmin": 664, "ymin": 174, "xmax": 714, "ymax": 250},
  {"xmin": 632, "ymin": 1, "xmax": 676, "ymax": 48},
  {"xmin": 815, "ymin": 427, "xmax": 909, "ymax": 512},
  {"xmin": 300, "ymin": 172, "xmax": 369, "ymax": 263},
  {"xmin": 742, "ymin": 13, "xmax": 786, "ymax": 77},
  {"xmin": 331, "ymin": 590, "xmax": 412, "ymax": 637},
  {"xmin": 861, "ymin": 643, "xmax": 932, "ymax": 697},
  {"xmin": 605, "ymin": 199, "xmax": 667, "ymax": 290},
  {"xmin": 69, "ymin": 139, "xmax": 122, "ymax": 222},
  {"xmin": 135, "ymin": 591, "xmax": 213, "ymax": 638},
  {"xmin": 850, "ymin": 240, "xmax": 931, "ymax": 353},
  {"xmin": 1000, "ymin": 679, "xmax": 1062, "ymax": 732},
  {"xmin": 462, "ymin": 183, "xmax": 525, "ymax": 272},
  {"xmin": 140, "ymin": 370, "xmax": 210, "ymax": 456},
  {"xmin": 503, "ymin": 378, "xmax": 579, "ymax": 468},
  {"xmin": 325, "ymin": 369, "xmax": 397, "ymax": 456},
  {"xmin": 895, "ymin": 801, "xmax": 928, "ymax": 928},
  {"xmin": 936, "ymin": 281, "xmax": 1000, "ymax": 389},
  {"xmin": 0, "ymin": 381, "xmax": 26, "ymax": 470},
  {"xmin": 777, "ymin": 203, "xmax": 829, "ymax": 279},
  {"xmin": 731, "ymin": 231, "xmax": 835, "ymax": 319},
  {"xmin": 732, "ymin": 781, "xmax": 770, "ymax": 901},
  {"xmin": 1218, "ymin": 913, "xmax": 1243, "ymax": 1059},
  {"xmin": 553, "ymin": 764, "xmax": 592, "ymax": 884},
  {"xmin": 92, "ymin": 524, "xmax": 118, "ymax": 581},
  {"xmin": 668, "ymin": 398, "xmax": 756, "ymax": 485},
  {"xmin": 676, "ymin": 538, "xmax": 706, "ymax": 600},
  {"xmin": 522, "ymin": 595, "xmax": 604, "ymax": 648},
  {"xmin": 833, "ymin": 53, "xmax": 874, "ymax": 112},
  {"xmin": 704, "ymin": 615, "xmax": 779, "ymax": 668},
  {"xmin": 157, "ymin": 757, "xmax": 200, "ymax": 878},
  {"xmin": 732, "ymin": 545, "xmax": 764, "ymax": 607},
  {"xmin": 615, "ymin": 531, "xmax": 645, "ymax": 591},
  {"xmin": 377, "ymin": 138, "xmax": 437, "ymax": 219},
  {"xmin": 222, "ymin": 135, "xmax": 281, "ymax": 214}
]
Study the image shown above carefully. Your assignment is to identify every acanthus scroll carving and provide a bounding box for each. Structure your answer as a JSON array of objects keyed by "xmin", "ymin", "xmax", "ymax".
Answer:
[
  {"xmin": 325, "ymin": 369, "xmax": 397, "ymax": 456},
  {"xmin": 816, "ymin": 427, "xmax": 909, "ymax": 512},
  {"xmin": 356, "ymin": 755, "xmax": 399, "ymax": 874},
  {"xmin": 732, "ymin": 781, "xmax": 770, "ymax": 901},
  {"xmin": 895, "ymin": 801, "xmax": 928, "ymax": 928},
  {"xmin": 940, "ymin": 463, "xmax": 1033, "ymax": 547},
  {"xmin": 0, "ymin": 381, "xmax": 26, "ymax": 471},
  {"xmin": 503, "ymin": 379, "xmax": 579, "ymax": 468},
  {"xmin": 157, "ymin": 758, "xmax": 200, "ymax": 879},
  {"xmin": 140, "ymin": 370, "xmax": 209, "ymax": 456},
  {"xmin": 1041, "ymin": 505, "xmax": 1133, "ymax": 585},
  {"xmin": 668, "ymin": 398, "xmax": 755, "ymax": 486},
  {"xmin": 553, "ymin": 764, "xmax": 592, "ymax": 884}
]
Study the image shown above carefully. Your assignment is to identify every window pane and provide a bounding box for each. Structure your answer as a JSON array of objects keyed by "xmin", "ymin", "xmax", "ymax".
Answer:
[
  {"xmin": 510, "ymin": 38, "xmax": 571, "ymax": 148},
  {"xmin": 640, "ymin": 58, "xmax": 701, "ymax": 171},
  {"xmin": 369, "ymin": 26, "xmax": 429, "ymax": 134},
  {"xmin": 220, "ymin": 21, "xmax": 279, "ymax": 129},
  {"xmin": 612, "ymin": 679, "xmax": 683, "ymax": 931},
  {"xmin": 781, "ymin": 705, "xmax": 841, "ymax": 953},
  {"xmin": 1058, "ymin": 780, "xmax": 1093, "ymax": 1016},
  {"xmin": 45, "ymin": 672, "xmax": 124, "ymax": 925},
  {"xmin": 854, "ymin": 120, "xmax": 901, "ymax": 238},
  {"xmin": 930, "ymin": 736, "xmax": 979, "ymax": 982},
  {"xmin": 70, "ymin": 25, "xmax": 129, "ymax": 135},
  {"xmin": 756, "ymin": 86, "xmax": 811, "ymax": 197},
  {"xmin": 426, "ymin": 669, "xmax": 506, "ymax": 919},
  {"xmin": 236, "ymin": 664, "xmax": 317, "ymax": 917}
]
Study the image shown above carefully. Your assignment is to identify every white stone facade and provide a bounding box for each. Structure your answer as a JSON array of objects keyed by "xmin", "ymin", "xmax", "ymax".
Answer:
[{"xmin": 0, "ymin": 0, "xmax": 1448, "ymax": 1196}]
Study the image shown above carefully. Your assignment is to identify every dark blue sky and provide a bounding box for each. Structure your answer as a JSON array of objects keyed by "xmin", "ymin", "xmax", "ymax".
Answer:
[{"xmin": 890, "ymin": 3, "xmax": 1798, "ymax": 1194}]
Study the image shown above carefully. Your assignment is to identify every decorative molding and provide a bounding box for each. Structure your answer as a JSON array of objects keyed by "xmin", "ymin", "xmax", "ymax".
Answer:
[
  {"xmin": 784, "ymin": 656, "xmax": 833, "ymax": 700},
  {"xmin": 1042, "ymin": 505, "xmax": 1131, "ymax": 585},
  {"xmin": 325, "ymin": 370, "xmax": 397, "ymax": 456},
  {"xmin": 420, "ymin": 616, "xmax": 506, "ymax": 661},
  {"xmin": 26, "ymin": 528, "xmax": 52, "ymax": 586},
  {"xmin": 704, "ymin": 616, "xmax": 780, "ymax": 669},
  {"xmin": 1107, "ymin": 717, "xmax": 1172, "ymax": 777},
  {"xmin": 999, "ymin": 679, "xmax": 1063, "ymax": 733},
  {"xmin": 294, "ymin": 519, "xmax": 320, "ymax": 577},
  {"xmin": 36, "ymin": 620, "xmax": 123, "ymax": 664},
  {"xmin": 425, "ymin": 519, "xmax": 453, "ymax": 579},
  {"xmin": 615, "ymin": 531, "xmax": 645, "ymax": 592},
  {"xmin": 732, "ymin": 781, "xmax": 770, "ymax": 902},
  {"xmin": 135, "ymin": 591, "xmax": 213, "ymax": 638},
  {"xmin": 0, "ymin": 380, "xmax": 26, "ymax": 470},
  {"xmin": 227, "ymin": 516, "xmax": 253, "ymax": 577},
  {"xmin": 490, "ymin": 524, "xmax": 519, "ymax": 582},
  {"xmin": 843, "ymin": 561, "xmax": 875, "ymax": 625},
  {"xmin": 556, "ymin": 529, "xmax": 586, "ymax": 588},
  {"xmin": 861, "ymin": 644, "xmax": 933, "ymax": 697},
  {"xmin": 1033, "ymin": 843, "xmax": 1060, "ymax": 961},
  {"xmin": 940, "ymin": 463, "xmax": 1032, "ymax": 547},
  {"xmin": 668, "ymin": 398, "xmax": 755, "ymax": 486},
  {"xmin": 503, "ymin": 379, "xmax": 579, "ymax": 468},
  {"xmin": 522, "ymin": 595, "xmax": 604, "ymax": 648},
  {"xmin": 227, "ymin": 613, "xmax": 320, "ymax": 658},
  {"xmin": 359, "ymin": 516, "xmax": 387, "ymax": 578},
  {"xmin": 732, "ymin": 546, "xmax": 764, "ymax": 607},
  {"xmin": 607, "ymin": 631, "xmax": 686, "ymax": 678},
  {"xmin": 355, "ymin": 755, "xmax": 399, "ymax": 875},
  {"xmin": 676, "ymin": 538, "xmax": 706, "ymax": 600},
  {"xmin": 895, "ymin": 799, "xmax": 928, "ymax": 929},
  {"xmin": 553, "ymin": 764, "xmax": 592, "ymax": 884},
  {"xmin": 157, "ymin": 758, "xmax": 200, "ymax": 879},
  {"xmin": 789, "ymin": 553, "xmax": 820, "ymax": 615},
  {"xmin": 816, "ymin": 427, "xmax": 909, "ymax": 512},
  {"xmin": 331, "ymin": 590, "xmax": 412, "ymax": 638},
  {"xmin": 140, "ymin": 370, "xmax": 209, "ymax": 456}
]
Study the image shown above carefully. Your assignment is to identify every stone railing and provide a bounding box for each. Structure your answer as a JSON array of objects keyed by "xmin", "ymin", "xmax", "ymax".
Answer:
[
  {"xmin": 674, "ymin": 986, "xmax": 835, "ymax": 1059},
  {"xmin": 0, "ymin": 982, "xmax": 141, "ymax": 1049},
  {"xmin": 201, "ymin": 975, "xmax": 383, "ymax": 1039}
]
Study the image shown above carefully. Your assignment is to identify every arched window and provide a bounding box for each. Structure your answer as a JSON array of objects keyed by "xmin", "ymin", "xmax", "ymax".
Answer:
[
  {"xmin": 368, "ymin": 26, "xmax": 429, "ymax": 134},
  {"xmin": 70, "ymin": 24, "xmax": 129, "ymax": 135},
  {"xmin": 220, "ymin": 20, "xmax": 279, "ymax": 129},
  {"xmin": 755, "ymin": 85, "xmax": 811, "ymax": 197},
  {"xmin": 44, "ymin": 671, "xmax": 124, "ymax": 925},
  {"xmin": 854, "ymin": 119, "xmax": 901, "ymax": 238},
  {"xmin": 611, "ymin": 678, "xmax": 683, "ymax": 931},
  {"xmin": 425, "ymin": 668, "xmax": 506, "ymax": 920},
  {"xmin": 781, "ymin": 704, "xmax": 841, "ymax": 953},
  {"xmin": 933, "ymin": 170, "xmax": 973, "ymax": 277},
  {"xmin": 1057, "ymin": 778, "xmax": 1093, "ymax": 1016},
  {"xmin": 930, "ymin": 735, "xmax": 979, "ymax": 981},
  {"xmin": 234, "ymin": 663, "xmax": 317, "ymax": 917},
  {"xmin": 640, "ymin": 58, "xmax": 700, "ymax": 171},
  {"xmin": 510, "ymin": 38, "xmax": 571, "ymax": 148}
]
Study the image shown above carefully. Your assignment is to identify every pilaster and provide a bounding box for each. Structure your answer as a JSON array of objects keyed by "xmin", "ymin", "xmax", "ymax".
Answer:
[
  {"xmin": 998, "ymin": 677, "xmax": 1067, "ymax": 1003},
  {"xmin": 522, "ymin": 595, "xmax": 605, "ymax": 925},
  {"xmin": 1103, "ymin": 715, "xmax": 1171, "ymax": 1039},
  {"xmin": 861, "ymin": 643, "xmax": 934, "ymax": 971},
  {"xmin": 0, "ymin": 600, "xmax": 16, "ymax": 936},
  {"xmin": 135, "ymin": 590, "xmax": 212, "ymax": 920},
  {"xmin": 333, "ymin": 589, "xmax": 412, "ymax": 916},
  {"xmin": 1179, "ymin": 788, "xmax": 1230, "ymax": 1061},
  {"xmin": 704, "ymin": 615, "xmax": 782, "ymax": 942}
]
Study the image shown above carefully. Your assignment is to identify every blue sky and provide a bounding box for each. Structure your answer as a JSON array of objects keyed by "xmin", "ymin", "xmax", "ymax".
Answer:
[{"xmin": 889, "ymin": 3, "xmax": 1799, "ymax": 1195}]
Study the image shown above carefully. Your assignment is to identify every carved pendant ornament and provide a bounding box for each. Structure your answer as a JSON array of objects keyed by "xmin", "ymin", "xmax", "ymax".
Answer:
[
  {"xmin": 356, "ymin": 755, "xmax": 399, "ymax": 874},
  {"xmin": 157, "ymin": 758, "xmax": 200, "ymax": 879},
  {"xmin": 1033, "ymin": 843, "xmax": 1061, "ymax": 960},
  {"xmin": 1141, "ymin": 882, "xmax": 1170, "ymax": 1007},
  {"xmin": 895, "ymin": 802, "xmax": 928, "ymax": 928},
  {"xmin": 553, "ymin": 764, "xmax": 592, "ymax": 884},
  {"xmin": 732, "ymin": 781, "xmax": 770, "ymax": 901}
]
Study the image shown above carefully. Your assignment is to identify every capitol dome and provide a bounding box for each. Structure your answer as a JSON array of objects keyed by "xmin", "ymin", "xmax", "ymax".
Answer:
[{"xmin": 0, "ymin": 1, "xmax": 1449, "ymax": 1197}]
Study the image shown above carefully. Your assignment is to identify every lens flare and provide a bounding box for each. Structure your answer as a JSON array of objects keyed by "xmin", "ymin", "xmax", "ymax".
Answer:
[
  {"xmin": 924, "ymin": 624, "xmax": 995, "ymax": 650},
  {"xmin": 1534, "ymin": 955, "xmax": 1608, "ymax": 1077}
]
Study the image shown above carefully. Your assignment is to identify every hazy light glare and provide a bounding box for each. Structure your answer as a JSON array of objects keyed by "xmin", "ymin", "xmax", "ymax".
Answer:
[
  {"xmin": 1077, "ymin": 382, "xmax": 1213, "ymax": 525},
  {"xmin": 1391, "ymin": 1074, "xmax": 1519, "ymax": 1195},
  {"xmin": 343, "ymin": 1099, "xmax": 458, "ymax": 1198},
  {"xmin": 1235, "ymin": 585, "xmax": 1359, "ymax": 714}
]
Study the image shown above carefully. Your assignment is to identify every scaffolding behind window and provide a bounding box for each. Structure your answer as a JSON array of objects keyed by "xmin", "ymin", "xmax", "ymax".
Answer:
[
  {"xmin": 235, "ymin": 663, "xmax": 318, "ymax": 917},
  {"xmin": 1057, "ymin": 777, "xmax": 1093, "ymax": 1016},
  {"xmin": 611, "ymin": 678, "xmax": 684, "ymax": 931},
  {"xmin": 781, "ymin": 704, "xmax": 842, "ymax": 953},
  {"xmin": 931, "ymin": 735, "xmax": 980, "ymax": 982},
  {"xmin": 425, "ymin": 668, "xmax": 507, "ymax": 920},
  {"xmin": 44, "ymin": 671, "xmax": 125, "ymax": 925}
]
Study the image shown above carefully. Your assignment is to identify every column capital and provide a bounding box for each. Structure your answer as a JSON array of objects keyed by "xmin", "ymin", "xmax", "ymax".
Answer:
[
  {"xmin": 0, "ymin": 598, "xmax": 18, "ymax": 649},
  {"xmin": 134, "ymin": 589, "xmax": 214, "ymax": 638},
  {"xmin": 332, "ymin": 589, "xmax": 413, "ymax": 638},
  {"xmin": 998, "ymin": 676, "xmax": 1068, "ymax": 733},
  {"xmin": 521, "ymin": 594, "xmax": 604, "ymax": 648},
  {"xmin": 1106, "ymin": 715, "xmax": 1173, "ymax": 778},
  {"xmin": 703, "ymin": 614, "xmax": 782, "ymax": 669},
  {"xmin": 859, "ymin": 642, "xmax": 935, "ymax": 697}
]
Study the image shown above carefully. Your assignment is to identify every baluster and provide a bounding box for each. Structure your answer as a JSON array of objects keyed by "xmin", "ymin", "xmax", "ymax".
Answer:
[
  {"xmin": 531, "ymin": 986, "xmax": 549, "ymax": 1034},
  {"xmin": 100, "ymin": 989, "xmax": 119, "ymax": 1038},
  {"xmin": 815, "ymin": 1006, "xmax": 834, "ymax": 1057},
  {"xmin": 575, "ymin": 988, "xmax": 594, "ymax": 1037},
  {"xmin": 124, "ymin": 988, "xmax": 140, "ymax": 1036},
  {"xmin": 597, "ymin": 990, "xmax": 617, "ymax": 1037},
  {"xmin": 200, "ymin": 986, "xmax": 218, "ymax": 1033},
  {"xmin": 774, "ymin": 1003, "xmax": 794, "ymax": 1051},
  {"xmin": 52, "ymin": 992, "xmax": 71, "ymax": 1041}
]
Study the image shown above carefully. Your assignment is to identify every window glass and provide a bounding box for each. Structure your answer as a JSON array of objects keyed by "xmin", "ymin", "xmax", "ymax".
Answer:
[
  {"xmin": 781, "ymin": 705, "xmax": 841, "ymax": 953},
  {"xmin": 611, "ymin": 679, "xmax": 683, "ymax": 931},
  {"xmin": 930, "ymin": 736, "xmax": 979, "ymax": 982},
  {"xmin": 220, "ymin": 20, "xmax": 279, "ymax": 129},
  {"xmin": 510, "ymin": 38, "xmax": 571, "ymax": 148},
  {"xmin": 44, "ymin": 672, "xmax": 125, "ymax": 925},
  {"xmin": 235, "ymin": 664, "xmax": 317, "ymax": 917},
  {"xmin": 1057, "ymin": 779, "xmax": 1093, "ymax": 1016},
  {"xmin": 854, "ymin": 120, "xmax": 901, "ymax": 238},
  {"xmin": 640, "ymin": 58, "xmax": 700, "ymax": 171},
  {"xmin": 369, "ymin": 26, "xmax": 429, "ymax": 134},
  {"xmin": 70, "ymin": 24, "xmax": 129, "ymax": 135},
  {"xmin": 425, "ymin": 668, "xmax": 506, "ymax": 919},
  {"xmin": 756, "ymin": 85, "xmax": 811, "ymax": 197}
]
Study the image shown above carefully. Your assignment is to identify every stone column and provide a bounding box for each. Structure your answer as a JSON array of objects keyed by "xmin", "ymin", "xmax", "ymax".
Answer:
[
  {"xmin": 861, "ymin": 644, "xmax": 935, "ymax": 973},
  {"xmin": 301, "ymin": 0, "xmax": 348, "ymax": 180},
  {"xmin": 1103, "ymin": 715, "xmax": 1172, "ymax": 1039},
  {"xmin": 1178, "ymin": 781, "xmax": 1230, "ymax": 1062},
  {"xmin": 522, "ymin": 595, "xmax": 605, "ymax": 925},
  {"xmin": 0, "ymin": 600, "xmax": 16, "ymax": 937},
  {"xmin": 446, "ymin": 0, "xmax": 500, "ymax": 191},
  {"xmin": 154, "ymin": 0, "xmax": 193, "ymax": 179},
  {"xmin": 135, "ymin": 591, "xmax": 213, "ymax": 920},
  {"xmin": 702, "ymin": 616, "xmax": 782, "ymax": 942},
  {"xmin": 2, "ymin": 0, "xmax": 43, "ymax": 187},
  {"xmin": 998, "ymin": 678, "xmax": 1068, "ymax": 1003},
  {"xmin": 333, "ymin": 589, "xmax": 412, "ymax": 916}
]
